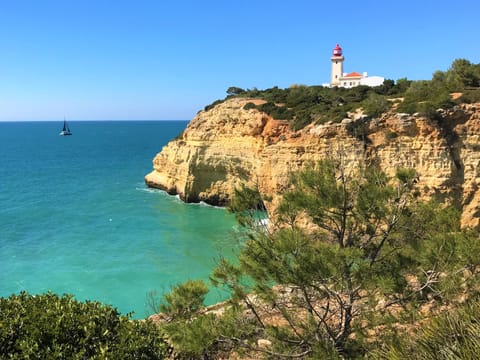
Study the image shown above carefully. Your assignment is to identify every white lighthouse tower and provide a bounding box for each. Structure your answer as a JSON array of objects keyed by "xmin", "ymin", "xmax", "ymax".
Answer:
[{"xmin": 330, "ymin": 44, "xmax": 344, "ymax": 87}]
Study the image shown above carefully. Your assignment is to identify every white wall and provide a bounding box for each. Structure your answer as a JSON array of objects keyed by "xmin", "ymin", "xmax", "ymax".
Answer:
[{"xmin": 360, "ymin": 76, "xmax": 385, "ymax": 87}]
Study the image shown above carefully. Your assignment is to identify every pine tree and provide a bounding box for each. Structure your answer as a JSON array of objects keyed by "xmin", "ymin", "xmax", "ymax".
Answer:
[{"xmin": 162, "ymin": 159, "xmax": 480, "ymax": 359}]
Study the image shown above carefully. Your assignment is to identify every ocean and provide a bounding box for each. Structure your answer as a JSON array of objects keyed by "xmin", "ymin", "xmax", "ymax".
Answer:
[{"xmin": 0, "ymin": 121, "xmax": 241, "ymax": 319}]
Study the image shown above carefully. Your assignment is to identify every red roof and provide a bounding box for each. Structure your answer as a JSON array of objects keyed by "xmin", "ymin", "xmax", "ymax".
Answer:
[{"xmin": 344, "ymin": 71, "xmax": 363, "ymax": 78}]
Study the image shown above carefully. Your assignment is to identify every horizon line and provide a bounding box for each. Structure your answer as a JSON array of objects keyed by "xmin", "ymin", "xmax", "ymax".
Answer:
[{"xmin": 0, "ymin": 119, "xmax": 190, "ymax": 122}]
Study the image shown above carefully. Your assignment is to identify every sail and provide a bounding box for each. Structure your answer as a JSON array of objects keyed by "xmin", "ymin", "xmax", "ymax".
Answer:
[{"xmin": 59, "ymin": 118, "xmax": 72, "ymax": 136}]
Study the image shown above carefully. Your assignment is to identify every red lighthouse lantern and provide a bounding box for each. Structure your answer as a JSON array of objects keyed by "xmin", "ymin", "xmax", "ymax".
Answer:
[{"xmin": 333, "ymin": 44, "xmax": 342, "ymax": 57}]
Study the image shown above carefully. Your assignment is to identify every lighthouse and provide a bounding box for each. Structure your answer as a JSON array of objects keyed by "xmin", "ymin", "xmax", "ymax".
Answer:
[
  {"xmin": 327, "ymin": 44, "xmax": 385, "ymax": 88},
  {"xmin": 330, "ymin": 44, "xmax": 344, "ymax": 87}
]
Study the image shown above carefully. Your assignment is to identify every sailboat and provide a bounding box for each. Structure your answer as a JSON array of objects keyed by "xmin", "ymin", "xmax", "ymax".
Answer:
[{"xmin": 59, "ymin": 118, "xmax": 72, "ymax": 136}]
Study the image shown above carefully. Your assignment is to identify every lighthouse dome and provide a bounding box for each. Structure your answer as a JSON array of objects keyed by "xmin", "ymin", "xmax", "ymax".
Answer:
[{"xmin": 333, "ymin": 44, "xmax": 342, "ymax": 57}]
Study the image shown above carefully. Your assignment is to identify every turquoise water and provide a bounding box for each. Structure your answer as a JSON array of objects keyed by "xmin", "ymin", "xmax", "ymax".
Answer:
[{"xmin": 0, "ymin": 121, "xmax": 240, "ymax": 319}]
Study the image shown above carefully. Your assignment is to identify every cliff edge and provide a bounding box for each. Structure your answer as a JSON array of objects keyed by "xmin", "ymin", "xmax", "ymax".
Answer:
[{"xmin": 145, "ymin": 97, "xmax": 480, "ymax": 228}]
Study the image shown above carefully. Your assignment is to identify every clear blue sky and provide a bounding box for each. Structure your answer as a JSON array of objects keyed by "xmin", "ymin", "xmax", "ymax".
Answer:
[{"xmin": 0, "ymin": 0, "xmax": 478, "ymax": 121}]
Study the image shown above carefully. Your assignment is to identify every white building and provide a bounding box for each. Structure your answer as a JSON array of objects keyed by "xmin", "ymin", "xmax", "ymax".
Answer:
[{"xmin": 328, "ymin": 44, "xmax": 384, "ymax": 88}]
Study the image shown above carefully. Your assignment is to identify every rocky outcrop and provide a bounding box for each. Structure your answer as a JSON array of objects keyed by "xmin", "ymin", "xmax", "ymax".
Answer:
[{"xmin": 145, "ymin": 98, "xmax": 480, "ymax": 228}]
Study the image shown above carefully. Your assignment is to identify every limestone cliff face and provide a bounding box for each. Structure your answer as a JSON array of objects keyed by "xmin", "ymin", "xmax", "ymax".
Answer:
[{"xmin": 145, "ymin": 98, "xmax": 480, "ymax": 228}]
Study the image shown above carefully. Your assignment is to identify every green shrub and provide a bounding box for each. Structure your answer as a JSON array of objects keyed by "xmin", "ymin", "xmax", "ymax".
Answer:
[
  {"xmin": 362, "ymin": 93, "xmax": 390, "ymax": 118},
  {"xmin": 386, "ymin": 130, "xmax": 398, "ymax": 139},
  {"xmin": 243, "ymin": 102, "xmax": 256, "ymax": 110},
  {"xmin": 256, "ymin": 102, "xmax": 295, "ymax": 121},
  {"xmin": 204, "ymin": 99, "xmax": 225, "ymax": 112},
  {"xmin": 397, "ymin": 80, "xmax": 455, "ymax": 116},
  {"xmin": 459, "ymin": 88, "xmax": 480, "ymax": 103},
  {"xmin": 0, "ymin": 292, "xmax": 170, "ymax": 359},
  {"xmin": 159, "ymin": 279, "xmax": 208, "ymax": 320},
  {"xmin": 291, "ymin": 110, "xmax": 312, "ymax": 131},
  {"xmin": 162, "ymin": 307, "xmax": 258, "ymax": 359},
  {"xmin": 226, "ymin": 86, "xmax": 246, "ymax": 96}
]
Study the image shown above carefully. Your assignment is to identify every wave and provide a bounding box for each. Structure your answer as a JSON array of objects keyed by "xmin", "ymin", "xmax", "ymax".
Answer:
[
  {"xmin": 135, "ymin": 186, "xmax": 175, "ymax": 198},
  {"xmin": 190, "ymin": 201, "xmax": 224, "ymax": 210},
  {"xmin": 256, "ymin": 218, "xmax": 270, "ymax": 227},
  {"xmin": 135, "ymin": 187, "xmax": 160, "ymax": 194},
  {"xmin": 136, "ymin": 185, "xmax": 227, "ymax": 209}
]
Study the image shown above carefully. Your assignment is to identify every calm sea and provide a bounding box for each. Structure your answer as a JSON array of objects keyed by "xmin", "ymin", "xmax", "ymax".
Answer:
[{"xmin": 0, "ymin": 121, "xmax": 240, "ymax": 319}]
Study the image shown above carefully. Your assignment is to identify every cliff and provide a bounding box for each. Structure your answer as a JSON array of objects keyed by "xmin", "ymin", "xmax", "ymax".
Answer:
[{"xmin": 145, "ymin": 97, "xmax": 480, "ymax": 228}]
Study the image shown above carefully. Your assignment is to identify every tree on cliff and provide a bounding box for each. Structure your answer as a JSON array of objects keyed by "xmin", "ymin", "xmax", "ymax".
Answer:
[
  {"xmin": 160, "ymin": 159, "xmax": 480, "ymax": 359},
  {"xmin": 226, "ymin": 86, "xmax": 246, "ymax": 96}
]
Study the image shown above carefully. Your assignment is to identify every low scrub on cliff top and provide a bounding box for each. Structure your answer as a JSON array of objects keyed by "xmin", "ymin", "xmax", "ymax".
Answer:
[
  {"xmin": 208, "ymin": 84, "xmax": 396, "ymax": 131},
  {"xmin": 203, "ymin": 58, "xmax": 480, "ymax": 131}
]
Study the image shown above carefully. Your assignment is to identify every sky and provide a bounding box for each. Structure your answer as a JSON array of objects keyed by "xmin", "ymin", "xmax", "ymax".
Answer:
[{"xmin": 0, "ymin": 0, "xmax": 478, "ymax": 121}]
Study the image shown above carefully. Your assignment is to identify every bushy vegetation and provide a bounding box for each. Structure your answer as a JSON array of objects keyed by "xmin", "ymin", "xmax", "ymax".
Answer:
[
  {"xmin": 374, "ymin": 299, "xmax": 480, "ymax": 359},
  {"xmin": 203, "ymin": 58, "xmax": 480, "ymax": 131},
  {"xmin": 239, "ymin": 84, "xmax": 395, "ymax": 131},
  {"xmin": 0, "ymin": 292, "xmax": 170, "ymax": 359},
  {"xmin": 157, "ymin": 158, "xmax": 480, "ymax": 359},
  {"xmin": 205, "ymin": 83, "xmax": 406, "ymax": 130},
  {"xmin": 398, "ymin": 59, "xmax": 480, "ymax": 116}
]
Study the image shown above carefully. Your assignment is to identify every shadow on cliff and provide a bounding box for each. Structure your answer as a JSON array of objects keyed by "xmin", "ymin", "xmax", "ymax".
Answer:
[{"xmin": 434, "ymin": 108, "xmax": 468, "ymax": 208}]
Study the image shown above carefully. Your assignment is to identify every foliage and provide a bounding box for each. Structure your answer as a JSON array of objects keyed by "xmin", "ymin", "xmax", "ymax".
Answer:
[
  {"xmin": 204, "ymin": 84, "xmax": 392, "ymax": 130},
  {"xmin": 374, "ymin": 299, "xmax": 480, "ymax": 359},
  {"xmin": 449, "ymin": 58, "xmax": 480, "ymax": 88},
  {"xmin": 162, "ymin": 306, "xmax": 259, "ymax": 359},
  {"xmin": 247, "ymin": 85, "xmax": 383, "ymax": 130},
  {"xmin": 459, "ymin": 88, "xmax": 480, "ymax": 103},
  {"xmin": 160, "ymin": 158, "xmax": 480, "ymax": 359},
  {"xmin": 204, "ymin": 99, "xmax": 224, "ymax": 112},
  {"xmin": 157, "ymin": 277, "xmax": 261, "ymax": 358},
  {"xmin": 0, "ymin": 291, "xmax": 170, "ymax": 359},
  {"xmin": 227, "ymin": 86, "xmax": 246, "ymax": 96},
  {"xmin": 373, "ymin": 79, "xmax": 396, "ymax": 95},
  {"xmin": 397, "ymin": 80, "xmax": 455, "ymax": 117},
  {"xmin": 159, "ymin": 279, "xmax": 209, "ymax": 320},
  {"xmin": 243, "ymin": 102, "xmax": 256, "ymax": 110},
  {"xmin": 398, "ymin": 58, "xmax": 480, "ymax": 116},
  {"xmin": 361, "ymin": 92, "xmax": 391, "ymax": 118},
  {"xmin": 256, "ymin": 101, "xmax": 295, "ymax": 121},
  {"xmin": 228, "ymin": 183, "xmax": 267, "ymax": 227},
  {"xmin": 393, "ymin": 77, "xmax": 413, "ymax": 94}
]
